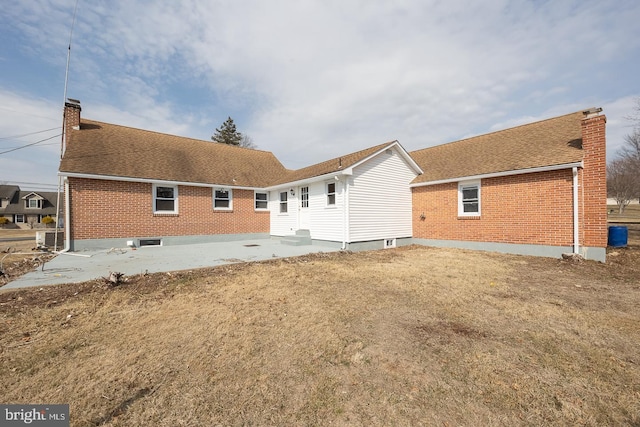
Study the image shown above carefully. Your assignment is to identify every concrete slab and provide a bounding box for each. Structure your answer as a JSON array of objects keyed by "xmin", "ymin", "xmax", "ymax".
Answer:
[{"xmin": 2, "ymin": 238, "xmax": 340, "ymax": 290}]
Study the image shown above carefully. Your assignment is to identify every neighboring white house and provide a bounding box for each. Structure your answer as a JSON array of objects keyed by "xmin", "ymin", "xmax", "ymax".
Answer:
[{"xmin": 266, "ymin": 141, "xmax": 423, "ymax": 250}]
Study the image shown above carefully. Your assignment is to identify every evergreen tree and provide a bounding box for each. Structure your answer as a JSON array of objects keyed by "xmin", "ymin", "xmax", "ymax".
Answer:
[{"xmin": 211, "ymin": 117, "xmax": 243, "ymax": 146}]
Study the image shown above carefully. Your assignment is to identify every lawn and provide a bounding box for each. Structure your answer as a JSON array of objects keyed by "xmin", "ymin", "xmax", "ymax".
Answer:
[{"xmin": 1, "ymin": 245, "xmax": 639, "ymax": 426}]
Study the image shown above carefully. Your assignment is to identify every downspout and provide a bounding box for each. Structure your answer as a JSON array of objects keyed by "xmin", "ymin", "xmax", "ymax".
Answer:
[
  {"xmin": 572, "ymin": 167, "xmax": 579, "ymax": 254},
  {"xmin": 342, "ymin": 177, "xmax": 350, "ymax": 250},
  {"xmin": 55, "ymin": 177, "xmax": 72, "ymax": 254}
]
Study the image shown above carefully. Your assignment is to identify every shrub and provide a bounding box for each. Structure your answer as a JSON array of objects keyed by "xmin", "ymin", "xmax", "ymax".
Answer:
[
  {"xmin": 0, "ymin": 217, "xmax": 9, "ymax": 226},
  {"xmin": 41, "ymin": 216, "xmax": 55, "ymax": 226}
]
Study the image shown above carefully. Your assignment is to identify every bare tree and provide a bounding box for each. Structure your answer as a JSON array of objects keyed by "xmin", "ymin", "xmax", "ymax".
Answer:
[
  {"xmin": 240, "ymin": 134, "xmax": 257, "ymax": 149},
  {"xmin": 607, "ymin": 158, "xmax": 638, "ymax": 213},
  {"xmin": 619, "ymin": 130, "xmax": 640, "ymax": 163},
  {"xmin": 626, "ymin": 97, "xmax": 640, "ymax": 129}
]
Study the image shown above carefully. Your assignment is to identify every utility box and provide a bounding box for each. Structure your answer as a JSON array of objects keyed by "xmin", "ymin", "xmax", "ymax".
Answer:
[{"xmin": 37, "ymin": 231, "xmax": 64, "ymax": 250}]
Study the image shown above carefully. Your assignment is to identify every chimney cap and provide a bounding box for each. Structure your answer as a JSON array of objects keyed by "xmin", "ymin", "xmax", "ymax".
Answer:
[
  {"xmin": 67, "ymin": 98, "xmax": 81, "ymax": 104},
  {"xmin": 582, "ymin": 107, "xmax": 602, "ymax": 118}
]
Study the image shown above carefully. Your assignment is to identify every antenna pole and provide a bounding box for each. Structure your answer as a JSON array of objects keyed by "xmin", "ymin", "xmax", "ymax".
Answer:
[{"xmin": 55, "ymin": 0, "xmax": 79, "ymax": 252}]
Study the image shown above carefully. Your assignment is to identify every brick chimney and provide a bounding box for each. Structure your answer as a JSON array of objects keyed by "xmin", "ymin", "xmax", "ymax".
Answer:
[
  {"xmin": 580, "ymin": 108, "xmax": 607, "ymax": 251},
  {"xmin": 64, "ymin": 98, "xmax": 81, "ymax": 134}
]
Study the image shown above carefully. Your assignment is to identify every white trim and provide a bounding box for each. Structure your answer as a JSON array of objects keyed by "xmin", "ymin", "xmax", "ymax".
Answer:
[
  {"xmin": 349, "ymin": 141, "xmax": 423, "ymax": 175},
  {"xmin": 265, "ymin": 171, "xmax": 352, "ymax": 191},
  {"xmin": 213, "ymin": 188, "xmax": 233, "ymax": 211},
  {"xmin": 59, "ymin": 172, "xmax": 261, "ymax": 191},
  {"xmin": 279, "ymin": 191, "xmax": 288, "ymax": 214},
  {"xmin": 410, "ymin": 162, "xmax": 583, "ymax": 188},
  {"xmin": 254, "ymin": 191, "xmax": 268, "ymax": 211},
  {"xmin": 458, "ymin": 180, "xmax": 481, "ymax": 217},
  {"xmin": 326, "ymin": 181, "xmax": 337, "ymax": 206}
]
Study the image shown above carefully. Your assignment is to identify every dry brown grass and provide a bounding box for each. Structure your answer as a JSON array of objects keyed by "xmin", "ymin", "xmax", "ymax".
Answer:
[{"xmin": 1, "ymin": 246, "xmax": 639, "ymax": 426}]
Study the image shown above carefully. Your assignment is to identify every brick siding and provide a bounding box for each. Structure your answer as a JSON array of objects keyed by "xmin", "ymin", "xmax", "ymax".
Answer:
[
  {"xmin": 68, "ymin": 178, "xmax": 269, "ymax": 241},
  {"xmin": 412, "ymin": 170, "xmax": 575, "ymax": 246},
  {"xmin": 412, "ymin": 113, "xmax": 608, "ymax": 251},
  {"xmin": 580, "ymin": 114, "xmax": 607, "ymax": 248}
]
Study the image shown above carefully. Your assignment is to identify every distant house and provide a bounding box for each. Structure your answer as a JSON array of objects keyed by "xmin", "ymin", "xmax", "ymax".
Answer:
[
  {"xmin": 0, "ymin": 185, "xmax": 58, "ymax": 228},
  {"xmin": 59, "ymin": 101, "xmax": 607, "ymax": 261}
]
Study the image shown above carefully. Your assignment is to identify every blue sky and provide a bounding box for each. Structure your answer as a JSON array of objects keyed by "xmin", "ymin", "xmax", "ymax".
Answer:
[{"xmin": 1, "ymin": 0, "xmax": 639, "ymax": 191}]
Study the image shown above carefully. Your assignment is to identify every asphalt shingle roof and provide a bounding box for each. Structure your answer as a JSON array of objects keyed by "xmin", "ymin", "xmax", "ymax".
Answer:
[
  {"xmin": 410, "ymin": 111, "xmax": 586, "ymax": 184},
  {"xmin": 0, "ymin": 185, "xmax": 19, "ymax": 200},
  {"xmin": 270, "ymin": 141, "xmax": 397, "ymax": 185},
  {"xmin": 60, "ymin": 110, "xmax": 590, "ymax": 189},
  {"xmin": 60, "ymin": 120, "xmax": 290, "ymax": 187}
]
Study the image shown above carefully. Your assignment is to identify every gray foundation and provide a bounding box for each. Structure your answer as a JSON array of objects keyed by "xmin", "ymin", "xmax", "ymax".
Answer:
[
  {"xmin": 71, "ymin": 233, "xmax": 270, "ymax": 251},
  {"xmin": 412, "ymin": 238, "xmax": 606, "ymax": 262}
]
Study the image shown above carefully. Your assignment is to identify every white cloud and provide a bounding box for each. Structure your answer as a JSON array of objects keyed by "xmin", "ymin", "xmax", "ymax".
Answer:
[{"xmin": 1, "ymin": 0, "xmax": 639, "ymax": 180}]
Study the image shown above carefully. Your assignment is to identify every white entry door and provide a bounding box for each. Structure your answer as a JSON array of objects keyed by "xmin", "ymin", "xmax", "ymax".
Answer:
[{"xmin": 298, "ymin": 186, "xmax": 310, "ymax": 230}]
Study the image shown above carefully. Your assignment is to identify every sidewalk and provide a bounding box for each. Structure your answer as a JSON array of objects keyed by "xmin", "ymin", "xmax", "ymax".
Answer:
[{"xmin": 2, "ymin": 238, "xmax": 339, "ymax": 290}]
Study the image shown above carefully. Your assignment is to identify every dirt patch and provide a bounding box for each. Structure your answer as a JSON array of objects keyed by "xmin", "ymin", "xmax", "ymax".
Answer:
[
  {"xmin": 0, "ymin": 230, "xmax": 58, "ymax": 287},
  {"xmin": 1, "ymin": 246, "xmax": 639, "ymax": 426}
]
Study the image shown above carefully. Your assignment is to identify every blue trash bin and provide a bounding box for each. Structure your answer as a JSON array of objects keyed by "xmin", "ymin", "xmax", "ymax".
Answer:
[{"xmin": 608, "ymin": 226, "xmax": 628, "ymax": 247}]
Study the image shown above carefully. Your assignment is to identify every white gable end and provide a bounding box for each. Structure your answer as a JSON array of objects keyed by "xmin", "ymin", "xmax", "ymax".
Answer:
[{"xmin": 348, "ymin": 146, "xmax": 418, "ymax": 242}]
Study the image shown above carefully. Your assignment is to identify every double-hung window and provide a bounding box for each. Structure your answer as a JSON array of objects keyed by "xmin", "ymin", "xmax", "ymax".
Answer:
[
  {"xmin": 214, "ymin": 189, "xmax": 232, "ymax": 210},
  {"xmin": 154, "ymin": 185, "xmax": 178, "ymax": 214},
  {"xmin": 326, "ymin": 182, "xmax": 336, "ymax": 206},
  {"xmin": 279, "ymin": 191, "xmax": 288, "ymax": 213},
  {"xmin": 255, "ymin": 192, "xmax": 268, "ymax": 210},
  {"xmin": 27, "ymin": 199, "xmax": 41, "ymax": 209},
  {"xmin": 458, "ymin": 181, "xmax": 480, "ymax": 217}
]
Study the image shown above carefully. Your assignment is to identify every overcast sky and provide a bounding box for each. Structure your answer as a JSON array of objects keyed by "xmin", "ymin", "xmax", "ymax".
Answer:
[{"xmin": 1, "ymin": 0, "xmax": 639, "ymax": 190}]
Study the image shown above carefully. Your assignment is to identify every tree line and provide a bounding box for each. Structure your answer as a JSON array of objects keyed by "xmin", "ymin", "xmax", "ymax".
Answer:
[{"xmin": 608, "ymin": 98, "xmax": 640, "ymax": 213}]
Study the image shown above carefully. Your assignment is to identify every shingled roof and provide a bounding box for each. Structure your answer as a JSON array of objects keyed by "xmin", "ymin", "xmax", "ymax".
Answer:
[
  {"xmin": 410, "ymin": 111, "xmax": 586, "ymax": 184},
  {"xmin": 60, "ymin": 119, "xmax": 289, "ymax": 187},
  {"xmin": 270, "ymin": 141, "xmax": 399, "ymax": 186}
]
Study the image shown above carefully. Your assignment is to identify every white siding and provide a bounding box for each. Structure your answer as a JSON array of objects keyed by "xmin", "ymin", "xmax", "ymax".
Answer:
[
  {"xmin": 348, "ymin": 147, "xmax": 417, "ymax": 242},
  {"xmin": 269, "ymin": 189, "xmax": 298, "ymax": 236},
  {"xmin": 307, "ymin": 180, "xmax": 345, "ymax": 241}
]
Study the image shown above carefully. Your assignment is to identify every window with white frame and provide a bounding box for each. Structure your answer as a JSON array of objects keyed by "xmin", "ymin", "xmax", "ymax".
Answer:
[
  {"xmin": 153, "ymin": 185, "xmax": 178, "ymax": 213},
  {"xmin": 15, "ymin": 214, "xmax": 24, "ymax": 223},
  {"xmin": 26, "ymin": 199, "xmax": 41, "ymax": 209},
  {"xmin": 458, "ymin": 181, "xmax": 480, "ymax": 216},
  {"xmin": 279, "ymin": 191, "xmax": 288, "ymax": 213},
  {"xmin": 326, "ymin": 182, "xmax": 336, "ymax": 206},
  {"xmin": 300, "ymin": 186, "xmax": 309, "ymax": 208},
  {"xmin": 214, "ymin": 189, "xmax": 232, "ymax": 210},
  {"xmin": 255, "ymin": 192, "xmax": 268, "ymax": 210}
]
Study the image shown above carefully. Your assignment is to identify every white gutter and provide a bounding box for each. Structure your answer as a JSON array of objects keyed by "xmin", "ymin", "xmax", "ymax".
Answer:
[
  {"xmin": 410, "ymin": 162, "xmax": 583, "ymax": 188},
  {"xmin": 265, "ymin": 169, "xmax": 354, "ymax": 192},
  {"xmin": 572, "ymin": 167, "xmax": 579, "ymax": 254}
]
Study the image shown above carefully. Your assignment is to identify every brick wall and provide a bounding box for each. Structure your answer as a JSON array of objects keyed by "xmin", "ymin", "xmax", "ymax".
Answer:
[
  {"xmin": 412, "ymin": 170, "xmax": 575, "ymax": 246},
  {"xmin": 64, "ymin": 103, "xmax": 81, "ymax": 132},
  {"xmin": 580, "ymin": 114, "xmax": 607, "ymax": 248},
  {"xmin": 412, "ymin": 113, "xmax": 608, "ymax": 252},
  {"xmin": 68, "ymin": 178, "xmax": 269, "ymax": 240}
]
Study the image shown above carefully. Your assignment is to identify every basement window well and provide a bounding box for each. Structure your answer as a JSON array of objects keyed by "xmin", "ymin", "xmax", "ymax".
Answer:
[{"xmin": 139, "ymin": 239, "xmax": 162, "ymax": 247}]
